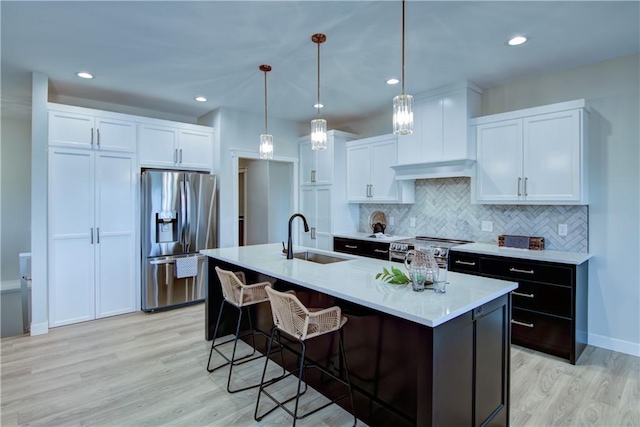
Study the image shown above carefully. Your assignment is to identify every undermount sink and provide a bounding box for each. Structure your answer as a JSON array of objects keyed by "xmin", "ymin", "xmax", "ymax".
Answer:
[{"xmin": 290, "ymin": 251, "xmax": 351, "ymax": 264}]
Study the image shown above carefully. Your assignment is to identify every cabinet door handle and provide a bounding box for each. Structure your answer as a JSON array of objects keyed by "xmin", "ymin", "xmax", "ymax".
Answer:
[
  {"xmin": 512, "ymin": 291, "xmax": 535, "ymax": 298},
  {"xmin": 374, "ymin": 249, "xmax": 388, "ymax": 254},
  {"xmin": 91, "ymin": 128, "xmax": 94, "ymax": 146},
  {"xmin": 179, "ymin": 149, "xmax": 183, "ymax": 164},
  {"xmin": 96, "ymin": 128, "xmax": 100, "ymax": 147},
  {"xmin": 455, "ymin": 260, "xmax": 476, "ymax": 266},
  {"xmin": 509, "ymin": 267, "xmax": 534, "ymax": 274},
  {"xmin": 345, "ymin": 244, "xmax": 358, "ymax": 249},
  {"xmin": 311, "ymin": 170, "xmax": 316, "ymax": 183},
  {"xmin": 524, "ymin": 177, "xmax": 528, "ymax": 197},
  {"xmin": 174, "ymin": 149, "xmax": 178, "ymax": 163},
  {"xmin": 511, "ymin": 319, "xmax": 534, "ymax": 328},
  {"xmin": 90, "ymin": 227, "xmax": 94, "ymax": 244},
  {"xmin": 517, "ymin": 177, "xmax": 522, "ymax": 196},
  {"xmin": 310, "ymin": 227, "xmax": 316, "ymax": 239},
  {"xmin": 97, "ymin": 227, "xmax": 100, "ymax": 244}
]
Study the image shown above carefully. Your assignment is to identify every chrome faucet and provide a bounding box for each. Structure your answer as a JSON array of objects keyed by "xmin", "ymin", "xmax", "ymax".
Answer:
[{"xmin": 286, "ymin": 213, "xmax": 309, "ymax": 259}]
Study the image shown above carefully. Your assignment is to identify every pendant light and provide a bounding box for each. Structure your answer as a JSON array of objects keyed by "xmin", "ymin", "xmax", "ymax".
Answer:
[
  {"xmin": 311, "ymin": 33, "xmax": 327, "ymax": 150},
  {"xmin": 393, "ymin": 0, "xmax": 413, "ymax": 135},
  {"xmin": 259, "ymin": 64, "xmax": 273, "ymax": 159}
]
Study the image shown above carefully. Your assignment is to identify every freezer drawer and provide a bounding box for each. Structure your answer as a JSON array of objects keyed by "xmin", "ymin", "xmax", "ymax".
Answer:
[{"xmin": 142, "ymin": 255, "xmax": 206, "ymax": 311}]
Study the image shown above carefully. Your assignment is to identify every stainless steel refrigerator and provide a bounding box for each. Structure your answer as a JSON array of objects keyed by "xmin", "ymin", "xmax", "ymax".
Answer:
[{"xmin": 141, "ymin": 170, "xmax": 217, "ymax": 311}]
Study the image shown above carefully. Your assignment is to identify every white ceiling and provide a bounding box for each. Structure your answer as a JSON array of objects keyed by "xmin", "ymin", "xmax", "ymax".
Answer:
[{"xmin": 2, "ymin": 1, "xmax": 639, "ymax": 124}]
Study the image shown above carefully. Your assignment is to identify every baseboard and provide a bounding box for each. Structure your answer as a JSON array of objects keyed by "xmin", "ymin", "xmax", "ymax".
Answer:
[
  {"xmin": 589, "ymin": 332, "xmax": 640, "ymax": 357},
  {"xmin": 30, "ymin": 321, "xmax": 49, "ymax": 336}
]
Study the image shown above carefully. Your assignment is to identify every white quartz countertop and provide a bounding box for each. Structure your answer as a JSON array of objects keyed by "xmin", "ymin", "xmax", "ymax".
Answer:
[
  {"xmin": 201, "ymin": 243, "xmax": 517, "ymax": 328},
  {"xmin": 332, "ymin": 232, "xmax": 411, "ymax": 242},
  {"xmin": 452, "ymin": 243, "xmax": 592, "ymax": 265}
]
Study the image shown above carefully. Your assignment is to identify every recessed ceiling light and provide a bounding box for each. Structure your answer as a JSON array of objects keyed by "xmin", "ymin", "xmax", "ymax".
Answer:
[
  {"xmin": 76, "ymin": 72, "xmax": 94, "ymax": 79},
  {"xmin": 313, "ymin": 103, "xmax": 324, "ymax": 109},
  {"xmin": 195, "ymin": 96, "xmax": 207, "ymax": 102},
  {"xmin": 507, "ymin": 36, "xmax": 528, "ymax": 46},
  {"xmin": 386, "ymin": 78, "xmax": 400, "ymax": 85}
]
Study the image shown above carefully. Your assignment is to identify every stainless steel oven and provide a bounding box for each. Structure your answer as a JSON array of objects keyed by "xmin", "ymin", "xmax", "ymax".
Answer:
[{"xmin": 389, "ymin": 236, "xmax": 474, "ymax": 267}]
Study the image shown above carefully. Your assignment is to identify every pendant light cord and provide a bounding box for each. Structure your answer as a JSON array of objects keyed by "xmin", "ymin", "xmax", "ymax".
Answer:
[
  {"xmin": 401, "ymin": 0, "xmax": 406, "ymax": 96},
  {"xmin": 317, "ymin": 39, "xmax": 321, "ymax": 118},
  {"xmin": 264, "ymin": 69, "xmax": 268, "ymax": 134}
]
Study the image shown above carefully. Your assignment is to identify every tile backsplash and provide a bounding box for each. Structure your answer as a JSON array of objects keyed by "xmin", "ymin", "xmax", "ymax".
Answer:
[{"xmin": 359, "ymin": 178, "xmax": 588, "ymax": 252}]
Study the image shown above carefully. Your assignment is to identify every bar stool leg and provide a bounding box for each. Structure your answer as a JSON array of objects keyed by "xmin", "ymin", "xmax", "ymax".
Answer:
[
  {"xmin": 225, "ymin": 305, "xmax": 244, "ymax": 392},
  {"xmin": 207, "ymin": 299, "xmax": 227, "ymax": 372},
  {"xmin": 255, "ymin": 327, "xmax": 278, "ymax": 421},
  {"xmin": 292, "ymin": 340, "xmax": 307, "ymax": 427},
  {"xmin": 339, "ymin": 328, "xmax": 357, "ymax": 427}
]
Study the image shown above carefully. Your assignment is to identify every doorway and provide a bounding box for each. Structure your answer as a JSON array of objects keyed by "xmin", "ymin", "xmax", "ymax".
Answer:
[{"xmin": 238, "ymin": 158, "xmax": 294, "ymax": 246}]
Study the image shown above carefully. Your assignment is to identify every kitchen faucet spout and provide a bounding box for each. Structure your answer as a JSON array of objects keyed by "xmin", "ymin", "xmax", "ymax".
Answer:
[{"xmin": 287, "ymin": 213, "xmax": 309, "ymax": 259}]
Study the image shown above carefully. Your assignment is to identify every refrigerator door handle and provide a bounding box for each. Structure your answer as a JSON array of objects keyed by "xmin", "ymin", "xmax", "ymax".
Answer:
[
  {"xmin": 184, "ymin": 177, "xmax": 193, "ymax": 253},
  {"xmin": 180, "ymin": 177, "xmax": 187, "ymax": 253}
]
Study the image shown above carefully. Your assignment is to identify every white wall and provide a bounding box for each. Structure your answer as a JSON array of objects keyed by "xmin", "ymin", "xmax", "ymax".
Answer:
[
  {"xmin": 198, "ymin": 107, "xmax": 300, "ymax": 248},
  {"xmin": 1, "ymin": 117, "xmax": 31, "ymax": 281},
  {"xmin": 268, "ymin": 161, "xmax": 293, "ymax": 244},
  {"xmin": 481, "ymin": 54, "xmax": 640, "ymax": 356},
  {"xmin": 242, "ymin": 158, "xmax": 269, "ymax": 245}
]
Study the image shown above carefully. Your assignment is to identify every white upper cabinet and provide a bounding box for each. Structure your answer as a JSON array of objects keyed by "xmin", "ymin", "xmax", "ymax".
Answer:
[
  {"xmin": 397, "ymin": 82, "xmax": 482, "ymax": 165},
  {"xmin": 298, "ymin": 132, "xmax": 349, "ymax": 185},
  {"xmin": 49, "ymin": 109, "xmax": 137, "ymax": 153},
  {"xmin": 140, "ymin": 125, "xmax": 213, "ymax": 171},
  {"xmin": 473, "ymin": 100, "xmax": 588, "ymax": 205},
  {"xmin": 346, "ymin": 134, "xmax": 415, "ymax": 204}
]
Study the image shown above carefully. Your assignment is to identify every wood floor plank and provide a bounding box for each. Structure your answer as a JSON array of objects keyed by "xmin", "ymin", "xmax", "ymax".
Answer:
[{"xmin": 1, "ymin": 305, "xmax": 638, "ymax": 427}]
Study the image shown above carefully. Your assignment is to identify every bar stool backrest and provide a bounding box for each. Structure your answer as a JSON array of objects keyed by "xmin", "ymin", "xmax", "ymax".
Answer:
[{"xmin": 265, "ymin": 286, "xmax": 343, "ymax": 341}]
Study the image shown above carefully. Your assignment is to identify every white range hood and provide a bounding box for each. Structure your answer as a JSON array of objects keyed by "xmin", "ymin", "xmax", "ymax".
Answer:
[{"xmin": 391, "ymin": 159, "xmax": 476, "ymax": 180}]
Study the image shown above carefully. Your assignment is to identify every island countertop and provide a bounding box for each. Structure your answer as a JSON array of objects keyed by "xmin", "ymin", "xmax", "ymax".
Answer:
[{"xmin": 201, "ymin": 243, "xmax": 517, "ymax": 327}]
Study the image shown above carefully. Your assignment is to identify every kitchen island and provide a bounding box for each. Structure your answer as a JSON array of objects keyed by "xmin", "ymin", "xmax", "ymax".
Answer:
[{"xmin": 202, "ymin": 243, "xmax": 518, "ymax": 426}]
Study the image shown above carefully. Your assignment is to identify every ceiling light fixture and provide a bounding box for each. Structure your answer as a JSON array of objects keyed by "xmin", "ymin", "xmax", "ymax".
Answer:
[
  {"xmin": 386, "ymin": 78, "xmax": 400, "ymax": 85},
  {"xmin": 311, "ymin": 33, "xmax": 328, "ymax": 151},
  {"xmin": 393, "ymin": 0, "xmax": 413, "ymax": 135},
  {"xmin": 259, "ymin": 64, "xmax": 274, "ymax": 160},
  {"xmin": 508, "ymin": 35, "xmax": 528, "ymax": 46},
  {"xmin": 313, "ymin": 103, "xmax": 324, "ymax": 109},
  {"xmin": 76, "ymin": 72, "xmax": 94, "ymax": 79},
  {"xmin": 195, "ymin": 96, "xmax": 207, "ymax": 102}
]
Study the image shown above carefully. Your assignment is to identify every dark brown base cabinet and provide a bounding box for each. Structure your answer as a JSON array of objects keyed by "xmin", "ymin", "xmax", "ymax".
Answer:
[
  {"xmin": 207, "ymin": 259, "xmax": 511, "ymax": 426},
  {"xmin": 334, "ymin": 237, "xmax": 390, "ymax": 260},
  {"xmin": 449, "ymin": 250, "xmax": 588, "ymax": 364}
]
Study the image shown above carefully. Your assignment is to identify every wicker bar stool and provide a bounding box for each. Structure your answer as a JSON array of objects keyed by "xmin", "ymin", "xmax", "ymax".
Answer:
[
  {"xmin": 207, "ymin": 267, "xmax": 285, "ymax": 393},
  {"xmin": 254, "ymin": 285, "xmax": 356, "ymax": 426}
]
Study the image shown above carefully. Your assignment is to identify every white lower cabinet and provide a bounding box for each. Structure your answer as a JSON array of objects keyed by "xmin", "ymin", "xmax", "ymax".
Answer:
[
  {"xmin": 49, "ymin": 148, "xmax": 137, "ymax": 327},
  {"xmin": 300, "ymin": 186, "xmax": 333, "ymax": 250},
  {"xmin": 346, "ymin": 134, "xmax": 414, "ymax": 204},
  {"xmin": 474, "ymin": 100, "xmax": 588, "ymax": 205}
]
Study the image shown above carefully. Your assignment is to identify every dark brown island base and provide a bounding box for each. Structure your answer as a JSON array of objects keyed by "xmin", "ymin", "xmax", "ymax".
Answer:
[{"xmin": 202, "ymin": 244, "xmax": 518, "ymax": 426}]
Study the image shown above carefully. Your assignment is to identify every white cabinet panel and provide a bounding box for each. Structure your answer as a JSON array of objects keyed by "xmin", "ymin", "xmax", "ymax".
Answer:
[
  {"xmin": 299, "ymin": 186, "xmax": 332, "ymax": 249},
  {"xmin": 299, "ymin": 141, "xmax": 315, "ymax": 185},
  {"xmin": 443, "ymin": 88, "xmax": 469, "ymax": 160},
  {"xmin": 347, "ymin": 135, "xmax": 414, "ymax": 204},
  {"xmin": 421, "ymin": 96, "xmax": 444, "ymax": 162},
  {"xmin": 314, "ymin": 144, "xmax": 333, "ymax": 185},
  {"xmin": 95, "ymin": 117, "xmax": 137, "ymax": 152},
  {"xmin": 179, "ymin": 129, "xmax": 213, "ymax": 170},
  {"xmin": 48, "ymin": 110, "xmax": 136, "ymax": 152},
  {"xmin": 48, "ymin": 148, "xmax": 137, "ymax": 327},
  {"xmin": 523, "ymin": 110, "xmax": 581, "ymax": 202},
  {"xmin": 474, "ymin": 100, "xmax": 587, "ymax": 205},
  {"xmin": 346, "ymin": 144, "xmax": 370, "ymax": 201},
  {"xmin": 315, "ymin": 187, "xmax": 331, "ymax": 236},
  {"xmin": 476, "ymin": 120, "xmax": 523, "ymax": 202},
  {"xmin": 299, "ymin": 137, "xmax": 334, "ymax": 185},
  {"xmin": 300, "ymin": 187, "xmax": 316, "ymax": 248},
  {"xmin": 139, "ymin": 125, "xmax": 178, "ymax": 168}
]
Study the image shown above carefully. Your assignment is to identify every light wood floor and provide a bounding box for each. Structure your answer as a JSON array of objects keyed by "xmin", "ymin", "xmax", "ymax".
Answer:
[{"xmin": 1, "ymin": 304, "xmax": 638, "ymax": 426}]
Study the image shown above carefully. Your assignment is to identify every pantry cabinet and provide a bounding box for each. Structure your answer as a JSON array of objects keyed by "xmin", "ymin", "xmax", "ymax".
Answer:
[
  {"xmin": 48, "ymin": 147, "xmax": 137, "ymax": 327},
  {"xmin": 397, "ymin": 82, "xmax": 482, "ymax": 165},
  {"xmin": 298, "ymin": 131, "xmax": 360, "ymax": 248},
  {"xmin": 346, "ymin": 134, "xmax": 414, "ymax": 203},
  {"xmin": 139, "ymin": 124, "xmax": 213, "ymax": 171},
  {"xmin": 473, "ymin": 99, "xmax": 588, "ymax": 205},
  {"xmin": 48, "ymin": 110, "xmax": 137, "ymax": 152}
]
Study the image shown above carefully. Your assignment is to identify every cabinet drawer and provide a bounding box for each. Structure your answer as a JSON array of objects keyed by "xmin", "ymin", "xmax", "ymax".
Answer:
[
  {"xmin": 333, "ymin": 238, "xmax": 368, "ymax": 256},
  {"xmin": 512, "ymin": 281, "xmax": 572, "ymax": 318},
  {"xmin": 511, "ymin": 308, "xmax": 571, "ymax": 360},
  {"xmin": 370, "ymin": 242, "xmax": 390, "ymax": 260},
  {"xmin": 449, "ymin": 252, "xmax": 480, "ymax": 274},
  {"xmin": 482, "ymin": 258, "xmax": 572, "ymax": 286}
]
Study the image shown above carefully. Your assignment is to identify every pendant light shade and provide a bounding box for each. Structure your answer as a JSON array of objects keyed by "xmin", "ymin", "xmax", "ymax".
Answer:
[
  {"xmin": 259, "ymin": 64, "xmax": 273, "ymax": 159},
  {"xmin": 311, "ymin": 33, "xmax": 328, "ymax": 150},
  {"xmin": 393, "ymin": 0, "xmax": 414, "ymax": 135}
]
